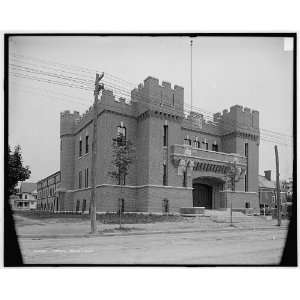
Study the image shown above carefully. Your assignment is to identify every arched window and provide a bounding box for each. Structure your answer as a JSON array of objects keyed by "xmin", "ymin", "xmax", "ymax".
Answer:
[
  {"xmin": 184, "ymin": 135, "xmax": 191, "ymax": 146},
  {"xmin": 193, "ymin": 136, "xmax": 200, "ymax": 148},
  {"xmin": 117, "ymin": 125, "xmax": 126, "ymax": 140}
]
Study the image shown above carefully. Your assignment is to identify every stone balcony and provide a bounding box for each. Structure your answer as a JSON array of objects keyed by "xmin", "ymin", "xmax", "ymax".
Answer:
[{"xmin": 170, "ymin": 144, "xmax": 247, "ymax": 176}]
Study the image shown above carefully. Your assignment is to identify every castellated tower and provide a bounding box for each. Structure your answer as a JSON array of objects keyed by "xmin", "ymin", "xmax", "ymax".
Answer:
[
  {"xmin": 214, "ymin": 105, "xmax": 260, "ymax": 193},
  {"xmin": 131, "ymin": 76, "xmax": 191, "ymax": 211},
  {"xmin": 60, "ymin": 110, "xmax": 79, "ymax": 191}
]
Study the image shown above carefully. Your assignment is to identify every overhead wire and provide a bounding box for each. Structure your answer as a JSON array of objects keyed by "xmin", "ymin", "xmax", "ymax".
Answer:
[
  {"xmin": 9, "ymin": 55, "xmax": 294, "ymax": 139},
  {"xmin": 8, "ymin": 55, "xmax": 293, "ymax": 147}
]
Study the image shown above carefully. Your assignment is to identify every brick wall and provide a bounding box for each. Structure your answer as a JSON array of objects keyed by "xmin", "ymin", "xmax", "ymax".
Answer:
[{"xmin": 221, "ymin": 190, "xmax": 259, "ymax": 209}]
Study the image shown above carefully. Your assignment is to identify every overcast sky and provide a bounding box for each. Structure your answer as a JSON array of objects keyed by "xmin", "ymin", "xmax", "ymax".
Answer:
[{"xmin": 8, "ymin": 36, "xmax": 294, "ymax": 182}]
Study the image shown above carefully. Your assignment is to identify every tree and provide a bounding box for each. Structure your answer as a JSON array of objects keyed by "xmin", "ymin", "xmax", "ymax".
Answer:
[
  {"xmin": 108, "ymin": 135, "xmax": 135, "ymax": 229},
  {"xmin": 8, "ymin": 145, "xmax": 31, "ymax": 196},
  {"xmin": 224, "ymin": 158, "xmax": 244, "ymax": 226}
]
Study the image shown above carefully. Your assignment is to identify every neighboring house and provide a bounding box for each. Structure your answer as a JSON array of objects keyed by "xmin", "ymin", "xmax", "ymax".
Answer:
[
  {"xmin": 259, "ymin": 170, "xmax": 286, "ymax": 211},
  {"xmin": 44, "ymin": 76, "xmax": 261, "ymax": 213},
  {"xmin": 11, "ymin": 182, "xmax": 37, "ymax": 210},
  {"xmin": 259, "ymin": 171, "xmax": 276, "ymax": 210}
]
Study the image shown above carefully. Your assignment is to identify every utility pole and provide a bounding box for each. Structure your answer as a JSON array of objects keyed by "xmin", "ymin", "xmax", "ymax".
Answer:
[
  {"xmin": 231, "ymin": 171, "xmax": 235, "ymax": 226},
  {"xmin": 274, "ymin": 145, "xmax": 281, "ymax": 226},
  {"xmin": 190, "ymin": 39, "xmax": 193, "ymax": 111},
  {"xmin": 90, "ymin": 72, "xmax": 104, "ymax": 234}
]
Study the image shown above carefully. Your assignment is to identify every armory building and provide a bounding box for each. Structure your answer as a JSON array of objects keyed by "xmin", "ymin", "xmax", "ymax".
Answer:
[{"xmin": 38, "ymin": 76, "xmax": 260, "ymax": 213}]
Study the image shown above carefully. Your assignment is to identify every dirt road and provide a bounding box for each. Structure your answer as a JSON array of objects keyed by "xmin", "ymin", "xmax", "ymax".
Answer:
[{"xmin": 19, "ymin": 227, "xmax": 287, "ymax": 265}]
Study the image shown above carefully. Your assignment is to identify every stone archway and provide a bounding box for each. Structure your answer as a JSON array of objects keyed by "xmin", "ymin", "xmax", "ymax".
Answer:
[
  {"xmin": 193, "ymin": 183, "xmax": 212, "ymax": 208},
  {"xmin": 192, "ymin": 177, "xmax": 226, "ymax": 209}
]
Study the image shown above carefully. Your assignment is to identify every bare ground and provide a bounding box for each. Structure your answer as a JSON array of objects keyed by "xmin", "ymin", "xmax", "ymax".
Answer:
[{"xmin": 14, "ymin": 212, "xmax": 289, "ymax": 265}]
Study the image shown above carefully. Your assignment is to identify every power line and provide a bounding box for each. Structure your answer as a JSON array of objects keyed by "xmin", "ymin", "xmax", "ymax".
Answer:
[
  {"xmin": 10, "ymin": 71, "xmax": 292, "ymax": 146},
  {"xmin": 9, "ymin": 57, "xmax": 293, "ymax": 144},
  {"xmin": 9, "ymin": 55, "xmax": 294, "ymax": 140}
]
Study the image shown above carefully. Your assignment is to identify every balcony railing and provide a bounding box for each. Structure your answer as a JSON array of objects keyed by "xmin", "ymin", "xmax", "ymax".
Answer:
[{"xmin": 170, "ymin": 144, "xmax": 247, "ymax": 166}]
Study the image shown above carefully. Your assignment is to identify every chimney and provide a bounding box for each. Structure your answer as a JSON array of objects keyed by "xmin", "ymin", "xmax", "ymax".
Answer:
[{"xmin": 264, "ymin": 170, "xmax": 271, "ymax": 181}]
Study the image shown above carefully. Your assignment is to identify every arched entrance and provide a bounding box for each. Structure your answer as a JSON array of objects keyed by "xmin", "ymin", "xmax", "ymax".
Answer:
[
  {"xmin": 193, "ymin": 177, "xmax": 226, "ymax": 209},
  {"xmin": 193, "ymin": 183, "xmax": 212, "ymax": 208}
]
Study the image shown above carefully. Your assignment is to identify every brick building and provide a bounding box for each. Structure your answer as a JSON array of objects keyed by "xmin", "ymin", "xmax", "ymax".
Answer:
[
  {"xmin": 57, "ymin": 76, "xmax": 260, "ymax": 213},
  {"xmin": 37, "ymin": 171, "xmax": 61, "ymax": 211}
]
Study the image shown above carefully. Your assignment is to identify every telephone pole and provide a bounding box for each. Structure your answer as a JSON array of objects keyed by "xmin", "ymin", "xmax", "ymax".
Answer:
[
  {"xmin": 90, "ymin": 72, "xmax": 104, "ymax": 234},
  {"xmin": 274, "ymin": 145, "xmax": 281, "ymax": 226},
  {"xmin": 190, "ymin": 39, "xmax": 193, "ymax": 110}
]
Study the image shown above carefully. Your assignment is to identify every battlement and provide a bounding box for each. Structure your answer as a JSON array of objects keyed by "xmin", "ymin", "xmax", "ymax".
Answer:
[
  {"xmin": 60, "ymin": 110, "xmax": 80, "ymax": 120},
  {"xmin": 213, "ymin": 105, "xmax": 259, "ymax": 133},
  {"xmin": 60, "ymin": 110, "xmax": 81, "ymax": 136},
  {"xmin": 60, "ymin": 88, "xmax": 135, "ymax": 136},
  {"xmin": 131, "ymin": 76, "xmax": 184, "ymax": 113},
  {"xmin": 183, "ymin": 111, "xmax": 221, "ymax": 135}
]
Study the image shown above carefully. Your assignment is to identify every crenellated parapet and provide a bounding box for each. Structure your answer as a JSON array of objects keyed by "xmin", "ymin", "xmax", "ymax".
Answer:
[
  {"xmin": 60, "ymin": 110, "xmax": 81, "ymax": 136},
  {"xmin": 99, "ymin": 88, "xmax": 135, "ymax": 118},
  {"xmin": 131, "ymin": 76, "xmax": 184, "ymax": 116},
  {"xmin": 60, "ymin": 88, "xmax": 136, "ymax": 136},
  {"xmin": 182, "ymin": 111, "xmax": 222, "ymax": 135},
  {"xmin": 213, "ymin": 105, "xmax": 260, "ymax": 138}
]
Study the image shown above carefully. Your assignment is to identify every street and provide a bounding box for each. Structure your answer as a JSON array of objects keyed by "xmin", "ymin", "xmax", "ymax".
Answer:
[{"xmin": 19, "ymin": 227, "xmax": 287, "ymax": 265}]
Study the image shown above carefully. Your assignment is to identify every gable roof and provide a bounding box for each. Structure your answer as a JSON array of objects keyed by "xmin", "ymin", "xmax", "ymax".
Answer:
[
  {"xmin": 20, "ymin": 182, "xmax": 37, "ymax": 194},
  {"xmin": 258, "ymin": 175, "xmax": 276, "ymax": 189}
]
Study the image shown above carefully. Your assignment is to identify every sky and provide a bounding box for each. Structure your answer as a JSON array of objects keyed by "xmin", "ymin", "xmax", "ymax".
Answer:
[{"xmin": 8, "ymin": 36, "xmax": 294, "ymax": 182}]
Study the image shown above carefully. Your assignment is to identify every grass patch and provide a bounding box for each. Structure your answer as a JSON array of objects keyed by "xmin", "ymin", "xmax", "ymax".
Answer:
[
  {"xmin": 13, "ymin": 210, "xmax": 184, "ymax": 224},
  {"xmin": 97, "ymin": 213, "xmax": 183, "ymax": 224}
]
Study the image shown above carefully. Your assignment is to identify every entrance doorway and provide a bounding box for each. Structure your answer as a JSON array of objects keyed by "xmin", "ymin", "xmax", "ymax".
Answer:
[{"xmin": 193, "ymin": 183, "xmax": 212, "ymax": 208}]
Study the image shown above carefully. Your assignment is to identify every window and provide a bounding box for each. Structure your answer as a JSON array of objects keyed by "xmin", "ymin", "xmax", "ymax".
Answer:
[
  {"xmin": 212, "ymin": 144, "xmax": 218, "ymax": 152},
  {"xmin": 117, "ymin": 126, "xmax": 126, "ymax": 139},
  {"xmin": 163, "ymin": 164, "xmax": 167, "ymax": 186},
  {"xmin": 202, "ymin": 141, "xmax": 209, "ymax": 150},
  {"xmin": 184, "ymin": 135, "xmax": 191, "ymax": 146},
  {"xmin": 163, "ymin": 125, "xmax": 168, "ymax": 146},
  {"xmin": 162, "ymin": 199, "xmax": 169, "ymax": 214},
  {"xmin": 24, "ymin": 194, "xmax": 27, "ymax": 200},
  {"xmin": 82, "ymin": 199, "xmax": 87, "ymax": 213},
  {"xmin": 245, "ymin": 173, "xmax": 248, "ymax": 192},
  {"xmin": 245, "ymin": 143, "xmax": 249, "ymax": 157},
  {"xmin": 79, "ymin": 171, "xmax": 82, "ymax": 189},
  {"xmin": 85, "ymin": 168, "xmax": 89, "ymax": 188},
  {"xmin": 172, "ymin": 94, "xmax": 175, "ymax": 106},
  {"xmin": 79, "ymin": 140, "xmax": 82, "ymax": 157},
  {"xmin": 118, "ymin": 174, "xmax": 126, "ymax": 185},
  {"xmin": 118, "ymin": 198, "xmax": 125, "ymax": 213},
  {"xmin": 193, "ymin": 137, "xmax": 200, "ymax": 148},
  {"xmin": 85, "ymin": 135, "xmax": 89, "ymax": 154},
  {"xmin": 117, "ymin": 125, "xmax": 127, "ymax": 146},
  {"xmin": 183, "ymin": 170, "xmax": 187, "ymax": 187},
  {"xmin": 75, "ymin": 200, "xmax": 80, "ymax": 212}
]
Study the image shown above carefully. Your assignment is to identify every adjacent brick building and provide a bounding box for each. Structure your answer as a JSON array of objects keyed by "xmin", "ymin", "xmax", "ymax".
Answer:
[
  {"xmin": 37, "ymin": 171, "xmax": 61, "ymax": 211},
  {"xmin": 55, "ymin": 76, "xmax": 260, "ymax": 213}
]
